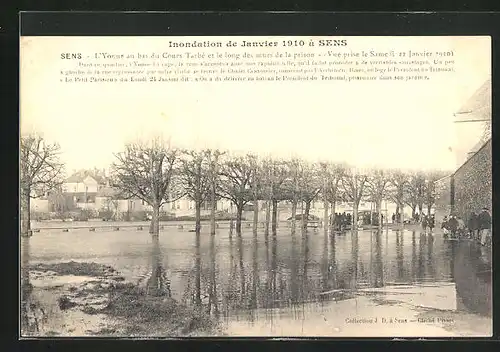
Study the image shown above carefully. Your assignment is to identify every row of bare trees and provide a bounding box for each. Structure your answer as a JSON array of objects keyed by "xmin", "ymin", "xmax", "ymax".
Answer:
[
  {"xmin": 19, "ymin": 134, "xmax": 447, "ymax": 237},
  {"xmin": 108, "ymin": 139, "xmax": 448, "ymax": 237}
]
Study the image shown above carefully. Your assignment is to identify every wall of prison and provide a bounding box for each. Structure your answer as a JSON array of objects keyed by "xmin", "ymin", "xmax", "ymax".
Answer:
[{"xmin": 452, "ymin": 139, "xmax": 492, "ymax": 221}]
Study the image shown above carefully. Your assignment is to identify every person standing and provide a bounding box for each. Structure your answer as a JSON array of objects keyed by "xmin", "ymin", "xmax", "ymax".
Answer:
[
  {"xmin": 448, "ymin": 215, "xmax": 459, "ymax": 238},
  {"xmin": 391, "ymin": 213, "xmax": 396, "ymax": 224},
  {"xmin": 468, "ymin": 212, "xmax": 478, "ymax": 240},
  {"xmin": 428, "ymin": 214, "xmax": 435, "ymax": 233},
  {"xmin": 421, "ymin": 214, "xmax": 428, "ymax": 233},
  {"xmin": 477, "ymin": 207, "xmax": 492, "ymax": 246},
  {"xmin": 441, "ymin": 216, "xmax": 450, "ymax": 238}
]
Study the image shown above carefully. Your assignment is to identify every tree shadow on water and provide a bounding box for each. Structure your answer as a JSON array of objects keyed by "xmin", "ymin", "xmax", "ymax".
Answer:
[
  {"xmin": 146, "ymin": 235, "xmax": 171, "ymax": 297},
  {"xmin": 452, "ymin": 241, "xmax": 492, "ymax": 317},
  {"xmin": 20, "ymin": 237, "xmax": 47, "ymax": 336}
]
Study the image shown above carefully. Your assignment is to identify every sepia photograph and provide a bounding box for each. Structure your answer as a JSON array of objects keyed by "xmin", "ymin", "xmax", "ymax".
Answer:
[{"xmin": 19, "ymin": 35, "xmax": 492, "ymax": 338}]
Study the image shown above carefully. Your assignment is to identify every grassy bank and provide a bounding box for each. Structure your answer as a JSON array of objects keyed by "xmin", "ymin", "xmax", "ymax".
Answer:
[{"xmin": 23, "ymin": 261, "xmax": 222, "ymax": 337}]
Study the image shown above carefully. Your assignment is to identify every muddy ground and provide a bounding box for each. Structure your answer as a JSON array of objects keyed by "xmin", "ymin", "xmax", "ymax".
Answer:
[{"xmin": 21, "ymin": 261, "xmax": 223, "ymax": 337}]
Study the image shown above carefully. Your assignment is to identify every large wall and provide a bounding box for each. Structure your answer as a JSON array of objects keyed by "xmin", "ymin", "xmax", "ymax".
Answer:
[
  {"xmin": 452, "ymin": 139, "xmax": 492, "ymax": 221},
  {"xmin": 434, "ymin": 175, "xmax": 453, "ymax": 222}
]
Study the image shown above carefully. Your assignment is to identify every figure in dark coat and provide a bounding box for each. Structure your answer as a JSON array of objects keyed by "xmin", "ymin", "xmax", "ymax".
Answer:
[
  {"xmin": 447, "ymin": 216, "xmax": 459, "ymax": 238},
  {"xmin": 477, "ymin": 207, "xmax": 492, "ymax": 245},
  {"xmin": 421, "ymin": 214, "xmax": 428, "ymax": 233},
  {"xmin": 468, "ymin": 212, "xmax": 478, "ymax": 239},
  {"xmin": 428, "ymin": 215, "xmax": 435, "ymax": 232},
  {"xmin": 441, "ymin": 216, "xmax": 449, "ymax": 238}
]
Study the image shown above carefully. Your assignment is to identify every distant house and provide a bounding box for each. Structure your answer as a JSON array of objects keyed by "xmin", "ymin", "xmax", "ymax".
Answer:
[
  {"xmin": 62, "ymin": 169, "xmax": 108, "ymax": 210},
  {"xmin": 95, "ymin": 186, "xmax": 150, "ymax": 214}
]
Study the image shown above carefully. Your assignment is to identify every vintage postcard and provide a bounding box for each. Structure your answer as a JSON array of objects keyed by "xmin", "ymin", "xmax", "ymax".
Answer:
[{"xmin": 20, "ymin": 35, "xmax": 492, "ymax": 337}]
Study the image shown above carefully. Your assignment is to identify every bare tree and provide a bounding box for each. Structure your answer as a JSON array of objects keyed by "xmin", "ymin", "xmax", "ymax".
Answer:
[
  {"xmin": 261, "ymin": 158, "xmax": 273, "ymax": 237},
  {"xmin": 341, "ymin": 167, "xmax": 368, "ymax": 229},
  {"xmin": 209, "ymin": 150, "xmax": 224, "ymax": 235},
  {"xmin": 423, "ymin": 171, "xmax": 448, "ymax": 215},
  {"xmin": 111, "ymin": 138, "xmax": 183, "ymax": 236},
  {"xmin": 218, "ymin": 154, "xmax": 254, "ymax": 235},
  {"xmin": 48, "ymin": 185, "xmax": 73, "ymax": 220},
  {"xmin": 247, "ymin": 154, "xmax": 262, "ymax": 236},
  {"xmin": 404, "ymin": 172, "xmax": 426, "ymax": 218},
  {"xmin": 20, "ymin": 134, "xmax": 64, "ymax": 236},
  {"xmin": 179, "ymin": 149, "xmax": 213, "ymax": 233},
  {"xmin": 321, "ymin": 163, "xmax": 346, "ymax": 233},
  {"xmin": 365, "ymin": 169, "xmax": 391, "ymax": 229},
  {"xmin": 267, "ymin": 159, "xmax": 290, "ymax": 235}
]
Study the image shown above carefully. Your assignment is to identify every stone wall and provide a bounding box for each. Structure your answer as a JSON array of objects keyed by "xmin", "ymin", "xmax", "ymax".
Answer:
[{"xmin": 452, "ymin": 139, "xmax": 492, "ymax": 221}]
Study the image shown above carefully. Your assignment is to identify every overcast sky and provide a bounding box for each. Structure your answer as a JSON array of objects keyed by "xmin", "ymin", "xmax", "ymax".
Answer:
[{"xmin": 20, "ymin": 36, "xmax": 491, "ymax": 175}]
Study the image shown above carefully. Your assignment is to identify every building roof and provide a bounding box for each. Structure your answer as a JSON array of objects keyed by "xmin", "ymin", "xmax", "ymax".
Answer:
[
  {"xmin": 455, "ymin": 78, "xmax": 491, "ymax": 121},
  {"xmin": 65, "ymin": 169, "xmax": 107, "ymax": 184}
]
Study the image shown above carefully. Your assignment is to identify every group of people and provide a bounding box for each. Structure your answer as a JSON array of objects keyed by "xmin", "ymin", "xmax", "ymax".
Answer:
[
  {"xmin": 391, "ymin": 213, "xmax": 401, "ymax": 224},
  {"xmin": 332, "ymin": 212, "xmax": 352, "ymax": 232},
  {"xmin": 441, "ymin": 207, "xmax": 491, "ymax": 246},
  {"xmin": 421, "ymin": 213, "xmax": 436, "ymax": 233}
]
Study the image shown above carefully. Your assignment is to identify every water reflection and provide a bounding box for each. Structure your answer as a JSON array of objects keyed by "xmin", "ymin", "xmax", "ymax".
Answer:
[
  {"xmin": 22, "ymin": 226, "xmax": 493, "ymax": 335},
  {"xmin": 208, "ymin": 234, "xmax": 219, "ymax": 317},
  {"xmin": 146, "ymin": 235, "xmax": 171, "ymax": 297},
  {"xmin": 21, "ymin": 236, "xmax": 33, "ymax": 333},
  {"xmin": 373, "ymin": 231, "xmax": 383, "ymax": 288},
  {"xmin": 196, "ymin": 229, "xmax": 491, "ymax": 327},
  {"xmin": 452, "ymin": 240, "xmax": 492, "ymax": 317},
  {"xmin": 20, "ymin": 237, "xmax": 47, "ymax": 336}
]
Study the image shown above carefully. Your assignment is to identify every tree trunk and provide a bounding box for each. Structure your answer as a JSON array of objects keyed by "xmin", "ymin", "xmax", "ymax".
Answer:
[
  {"xmin": 303, "ymin": 200, "xmax": 311, "ymax": 233},
  {"xmin": 236, "ymin": 203, "xmax": 243, "ymax": 236},
  {"xmin": 195, "ymin": 201, "xmax": 202, "ymax": 233},
  {"xmin": 264, "ymin": 201, "xmax": 270, "ymax": 237},
  {"xmin": 147, "ymin": 235, "xmax": 164, "ymax": 296},
  {"xmin": 291, "ymin": 200, "xmax": 297, "ymax": 235},
  {"xmin": 210, "ymin": 198, "xmax": 216, "ymax": 236},
  {"xmin": 427, "ymin": 204, "xmax": 432, "ymax": 215},
  {"xmin": 149, "ymin": 203, "xmax": 160, "ymax": 236},
  {"xmin": 323, "ymin": 199, "xmax": 329, "ymax": 236},
  {"xmin": 376, "ymin": 200, "xmax": 382, "ymax": 231},
  {"xmin": 21, "ymin": 191, "xmax": 31, "ymax": 237},
  {"xmin": 253, "ymin": 200, "xmax": 258, "ymax": 236},
  {"xmin": 411, "ymin": 206, "xmax": 416, "ymax": 219},
  {"xmin": 418, "ymin": 203, "xmax": 423, "ymax": 215},
  {"xmin": 194, "ymin": 232, "xmax": 202, "ymax": 307},
  {"xmin": 399, "ymin": 201, "xmax": 404, "ymax": 226},
  {"xmin": 353, "ymin": 203, "xmax": 359, "ymax": 231},
  {"xmin": 210, "ymin": 155, "xmax": 218, "ymax": 236},
  {"xmin": 330, "ymin": 201, "xmax": 336, "ymax": 234},
  {"xmin": 271, "ymin": 199, "xmax": 278, "ymax": 235}
]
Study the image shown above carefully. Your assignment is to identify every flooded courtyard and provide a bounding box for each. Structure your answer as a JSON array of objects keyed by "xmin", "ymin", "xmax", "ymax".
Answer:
[{"xmin": 20, "ymin": 223, "xmax": 493, "ymax": 337}]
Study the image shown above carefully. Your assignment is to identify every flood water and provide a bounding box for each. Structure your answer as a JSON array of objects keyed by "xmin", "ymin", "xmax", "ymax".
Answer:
[{"xmin": 21, "ymin": 224, "xmax": 493, "ymax": 336}]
